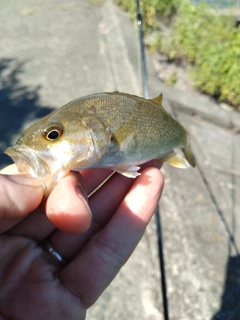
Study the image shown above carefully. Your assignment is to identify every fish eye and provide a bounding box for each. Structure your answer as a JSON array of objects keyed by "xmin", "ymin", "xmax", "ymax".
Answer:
[{"xmin": 43, "ymin": 126, "xmax": 63, "ymax": 141}]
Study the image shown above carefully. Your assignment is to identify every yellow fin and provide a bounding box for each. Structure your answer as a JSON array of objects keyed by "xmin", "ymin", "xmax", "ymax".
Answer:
[
  {"xmin": 183, "ymin": 144, "xmax": 196, "ymax": 167},
  {"xmin": 150, "ymin": 93, "xmax": 163, "ymax": 106},
  {"xmin": 111, "ymin": 165, "xmax": 141, "ymax": 178},
  {"xmin": 163, "ymin": 151, "xmax": 190, "ymax": 169}
]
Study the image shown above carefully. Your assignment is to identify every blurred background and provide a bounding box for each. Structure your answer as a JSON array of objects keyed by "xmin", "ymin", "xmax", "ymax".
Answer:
[{"xmin": 0, "ymin": 0, "xmax": 240, "ymax": 319}]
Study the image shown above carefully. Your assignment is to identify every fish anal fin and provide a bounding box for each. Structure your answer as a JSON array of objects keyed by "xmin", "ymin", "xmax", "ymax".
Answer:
[
  {"xmin": 150, "ymin": 93, "xmax": 163, "ymax": 106},
  {"xmin": 111, "ymin": 165, "xmax": 141, "ymax": 178},
  {"xmin": 163, "ymin": 151, "xmax": 190, "ymax": 169}
]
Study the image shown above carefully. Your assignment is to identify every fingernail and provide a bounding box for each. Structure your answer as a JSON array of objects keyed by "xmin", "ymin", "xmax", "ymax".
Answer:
[
  {"xmin": 75, "ymin": 183, "xmax": 88, "ymax": 200},
  {"xmin": 75, "ymin": 185, "xmax": 92, "ymax": 215}
]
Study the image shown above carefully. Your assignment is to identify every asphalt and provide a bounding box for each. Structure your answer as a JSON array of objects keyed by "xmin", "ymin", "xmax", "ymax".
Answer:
[{"xmin": 0, "ymin": 0, "xmax": 240, "ymax": 319}]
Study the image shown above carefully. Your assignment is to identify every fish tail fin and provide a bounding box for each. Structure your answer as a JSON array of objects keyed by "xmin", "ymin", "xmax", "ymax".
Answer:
[
  {"xmin": 183, "ymin": 143, "xmax": 196, "ymax": 167},
  {"xmin": 163, "ymin": 151, "xmax": 190, "ymax": 169},
  {"xmin": 162, "ymin": 144, "xmax": 196, "ymax": 169}
]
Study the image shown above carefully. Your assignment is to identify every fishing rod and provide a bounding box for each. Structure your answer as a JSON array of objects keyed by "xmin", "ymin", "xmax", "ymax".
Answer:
[
  {"xmin": 135, "ymin": 1, "xmax": 169, "ymax": 319},
  {"xmin": 136, "ymin": 0, "xmax": 149, "ymax": 99}
]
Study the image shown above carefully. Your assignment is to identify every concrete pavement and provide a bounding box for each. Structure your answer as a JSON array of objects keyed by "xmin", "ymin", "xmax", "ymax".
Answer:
[{"xmin": 0, "ymin": 0, "xmax": 240, "ymax": 319}]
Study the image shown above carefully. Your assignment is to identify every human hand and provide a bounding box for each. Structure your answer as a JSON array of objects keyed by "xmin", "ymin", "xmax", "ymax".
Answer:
[{"xmin": 0, "ymin": 162, "xmax": 164, "ymax": 320}]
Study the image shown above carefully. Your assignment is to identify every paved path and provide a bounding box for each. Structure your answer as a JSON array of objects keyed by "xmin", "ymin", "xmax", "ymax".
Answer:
[{"xmin": 0, "ymin": 0, "xmax": 240, "ymax": 319}]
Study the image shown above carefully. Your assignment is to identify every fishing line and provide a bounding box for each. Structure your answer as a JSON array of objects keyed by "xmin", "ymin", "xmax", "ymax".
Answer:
[
  {"xmin": 88, "ymin": 171, "xmax": 116, "ymax": 198},
  {"xmin": 135, "ymin": 1, "xmax": 169, "ymax": 319}
]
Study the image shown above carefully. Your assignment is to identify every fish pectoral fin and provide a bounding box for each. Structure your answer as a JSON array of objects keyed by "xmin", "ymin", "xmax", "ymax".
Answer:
[
  {"xmin": 162, "ymin": 151, "xmax": 190, "ymax": 169},
  {"xmin": 111, "ymin": 165, "xmax": 141, "ymax": 178}
]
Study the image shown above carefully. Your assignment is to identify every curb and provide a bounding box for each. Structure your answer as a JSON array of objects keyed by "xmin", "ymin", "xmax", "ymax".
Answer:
[{"xmin": 149, "ymin": 69, "xmax": 240, "ymax": 131}]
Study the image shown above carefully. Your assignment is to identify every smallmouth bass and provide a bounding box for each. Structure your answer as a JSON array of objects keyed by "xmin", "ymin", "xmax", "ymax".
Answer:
[{"xmin": 5, "ymin": 92, "xmax": 195, "ymax": 194}]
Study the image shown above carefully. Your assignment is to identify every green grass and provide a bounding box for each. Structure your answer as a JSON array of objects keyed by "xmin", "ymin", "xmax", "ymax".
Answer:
[{"xmin": 116, "ymin": 0, "xmax": 240, "ymax": 109}]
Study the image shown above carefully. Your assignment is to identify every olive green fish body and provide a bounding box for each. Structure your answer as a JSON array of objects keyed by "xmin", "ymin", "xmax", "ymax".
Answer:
[
  {"xmin": 56, "ymin": 93, "xmax": 187, "ymax": 164},
  {"xmin": 5, "ymin": 92, "xmax": 195, "ymax": 194}
]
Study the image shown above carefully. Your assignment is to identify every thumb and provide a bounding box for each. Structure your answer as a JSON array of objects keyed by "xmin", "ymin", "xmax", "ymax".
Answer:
[{"xmin": 0, "ymin": 165, "xmax": 43, "ymax": 222}]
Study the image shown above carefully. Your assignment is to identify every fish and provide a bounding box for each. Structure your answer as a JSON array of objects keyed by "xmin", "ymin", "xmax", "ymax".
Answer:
[{"xmin": 5, "ymin": 92, "xmax": 195, "ymax": 195}]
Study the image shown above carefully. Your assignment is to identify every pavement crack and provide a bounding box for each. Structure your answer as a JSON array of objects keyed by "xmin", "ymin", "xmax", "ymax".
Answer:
[
  {"xmin": 172, "ymin": 105, "xmax": 240, "ymax": 256},
  {"xmin": 197, "ymin": 162, "xmax": 239, "ymax": 256}
]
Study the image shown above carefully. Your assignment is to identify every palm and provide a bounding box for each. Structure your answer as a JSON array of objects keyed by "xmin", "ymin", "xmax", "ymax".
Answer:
[
  {"xmin": 0, "ymin": 164, "xmax": 163, "ymax": 320},
  {"xmin": 0, "ymin": 234, "xmax": 85, "ymax": 319}
]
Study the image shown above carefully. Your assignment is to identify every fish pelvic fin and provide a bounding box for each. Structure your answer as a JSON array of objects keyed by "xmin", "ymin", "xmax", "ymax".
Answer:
[
  {"xmin": 150, "ymin": 93, "xmax": 163, "ymax": 106},
  {"xmin": 111, "ymin": 165, "xmax": 141, "ymax": 178}
]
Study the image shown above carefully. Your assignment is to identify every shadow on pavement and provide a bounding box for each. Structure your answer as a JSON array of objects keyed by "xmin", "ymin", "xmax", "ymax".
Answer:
[
  {"xmin": 0, "ymin": 58, "xmax": 54, "ymax": 169},
  {"xmin": 212, "ymin": 255, "xmax": 240, "ymax": 320}
]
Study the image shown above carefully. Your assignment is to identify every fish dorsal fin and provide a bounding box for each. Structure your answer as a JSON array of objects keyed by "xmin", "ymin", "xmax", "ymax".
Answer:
[{"xmin": 150, "ymin": 93, "xmax": 163, "ymax": 106}]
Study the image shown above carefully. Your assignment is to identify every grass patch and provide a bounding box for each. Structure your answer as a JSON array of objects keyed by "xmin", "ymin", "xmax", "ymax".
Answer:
[{"xmin": 116, "ymin": 0, "xmax": 240, "ymax": 109}]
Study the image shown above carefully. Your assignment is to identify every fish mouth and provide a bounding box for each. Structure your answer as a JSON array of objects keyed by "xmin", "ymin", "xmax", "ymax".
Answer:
[{"xmin": 4, "ymin": 145, "xmax": 50, "ymax": 178}]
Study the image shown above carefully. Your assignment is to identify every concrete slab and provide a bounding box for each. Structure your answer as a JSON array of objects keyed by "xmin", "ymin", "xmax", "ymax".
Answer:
[
  {"xmin": 148, "ymin": 63, "xmax": 240, "ymax": 130},
  {"xmin": 0, "ymin": 0, "xmax": 113, "ymax": 167},
  {"xmin": 160, "ymin": 110, "xmax": 240, "ymax": 320}
]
